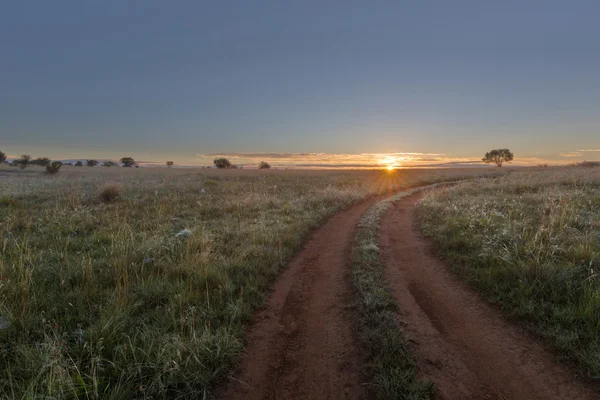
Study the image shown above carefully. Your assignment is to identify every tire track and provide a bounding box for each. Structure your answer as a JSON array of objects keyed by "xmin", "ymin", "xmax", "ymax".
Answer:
[
  {"xmin": 222, "ymin": 197, "xmax": 384, "ymax": 400},
  {"xmin": 381, "ymin": 191, "xmax": 598, "ymax": 400}
]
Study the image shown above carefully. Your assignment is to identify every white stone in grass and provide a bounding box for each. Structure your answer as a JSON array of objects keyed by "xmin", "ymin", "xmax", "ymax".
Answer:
[{"xmin": 175, "ymin": 229, "xmax": 192, "ymax": 238}]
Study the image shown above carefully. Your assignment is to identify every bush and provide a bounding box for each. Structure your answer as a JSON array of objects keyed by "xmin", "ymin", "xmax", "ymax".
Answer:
[
  {"xmin": 19, "ymin": 155, "xmax": 31, "ymax": 169},
  {"xmin": 45, "ymin": 161, "xmax": 62, "ymax": 175},
  {"xmin": 99, "ymin": 184, "xmax": 120, "ymax": 203},
  {"xmin": 74, "ymin": 161, "xmax": 83, "ymax": 167},
  {"xmin": 120, "ymin": 157, "xmax": 136, "ymax": 167},
  {"xmin": 213, "ymin": 158, "xmax": 232, "ymax": 169},
  {"xmin": 259, "ymin": 161, "xmax": 271, "ymax": 169}
]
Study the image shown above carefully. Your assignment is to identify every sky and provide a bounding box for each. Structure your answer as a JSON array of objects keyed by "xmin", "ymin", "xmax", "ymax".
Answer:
[{"xmin": 1, "ymin": 1, "xmax": 599, "ymax": 168}]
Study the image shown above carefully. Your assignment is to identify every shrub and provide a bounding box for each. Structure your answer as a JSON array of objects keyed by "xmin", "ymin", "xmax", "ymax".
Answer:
[
  {"xmin": 0, "ymin": 150, "xmax": 6, "ymax": 163},
  {"xmin": 259, "ymin": 161, "xmax": 271, "ymax": 169},
  {"xmin": 99, "ymin": 183, "xmax": 120, "ymax": 203},
  {"xmin": 19, "ymin": 155, "xmax": 31, "ymax": 169},
  {"xmin": 120, "ymin": 157, "xmax": 136, "ymax": 167},
  {"xmin": 74, "ymin": 161, "xmax": 83, "ymax": 167},
  {"xmin": 87, "ymin": 159, "xmax": 99, "ymax": 167},
  {"xmin": 166, "ymin": 161, "xmax": 174, "ymax": 168},
  {"xmin": 45, "ymin": 161, "xmax": 62, "ymax": 175},
  {"xmin": 213, "ymin": 158, "xmax": 232, "ymax": 169},
  {"xmin": 103, "ymin": 161, "xmax": 117, "ymax": 167}
]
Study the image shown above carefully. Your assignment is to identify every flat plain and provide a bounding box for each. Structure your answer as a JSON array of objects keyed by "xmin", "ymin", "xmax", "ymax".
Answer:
[{"xmin": 0, "ymin": 165, "xmax": 493, "ymax": 399}]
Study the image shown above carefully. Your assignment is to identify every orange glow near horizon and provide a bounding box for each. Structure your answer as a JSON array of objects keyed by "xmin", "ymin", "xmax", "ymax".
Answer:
[{"xmin": 368, "ymin": 168, "xmax": 409, "ymax": 195}]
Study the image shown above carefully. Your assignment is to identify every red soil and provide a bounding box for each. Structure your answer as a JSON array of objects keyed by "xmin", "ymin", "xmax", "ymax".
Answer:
[
  {"xmin": 222, "ymin": 198, "xmax": 379, "ymax": 400},
  {"xmin": 381, "ymin": 192, "xmax": 597, "ymax": 400}
]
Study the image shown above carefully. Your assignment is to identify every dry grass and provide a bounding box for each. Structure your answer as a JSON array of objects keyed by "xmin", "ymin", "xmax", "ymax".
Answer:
[
  {"xmin": 98, "ymin": 183, "xmax": 120, "ymax": 203},
  {"xmin": 0, "ymin": 164, "xmax": 501, "ymax": 398},
  {"xmin": 418, "ymin": 166, "xmax": 600, "ymax": 377}
]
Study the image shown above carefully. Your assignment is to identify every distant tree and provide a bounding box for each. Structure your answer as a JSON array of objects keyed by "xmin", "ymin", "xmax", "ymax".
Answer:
[
  {"xmin": 482, "ymin": 149, "xmax": 514, "ymax": 167},
  {"xmin": 45, "ymin": 161, "xmax": 62, "ymax": 175},
  {"xmin": 74, "ymin": 161, "xmax": 83, "ymax": 167},
  {"xmin": 213, "ymin": 158, "xmax": 232, "ymax": 169},
  {"xmin": 103, "ymin": 161, "xmax": 117, "ymax": 167},
  {"xmin": 87, "ymin": 159, "xmax": 99, "ymax": 167},
  {"xmin": 120, "ymin": 157, "xmax": 136, "ymax": 167},
  {"xmin": 0, "ymin": 150, "xmax": 6, "ymax": 163},
  {"xmin": 166, "ymin": 161, "xmax": 174, "ymax": 168},
  {"xmin": 31, "ymin": 157, "xmax": 51, "ymax": 167},
  {"xmin": 259, "ymin": 161, "xmax": 271, "ymax": 169},
  {"xmin": 19, "ymin": 155, "xmax": 31, "ymax": 169}
]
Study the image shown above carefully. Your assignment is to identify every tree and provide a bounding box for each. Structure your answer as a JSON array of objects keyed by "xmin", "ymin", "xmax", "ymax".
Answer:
[
  {"xmin": 259, "ymin": 161, "xmax": 271, "ymax": 169},
  {"xmin": 120, "ymin": 157, "xmax": 136, "ymax": 167},
  {"xmin": 103, "ymin": 161, "xmax": 117, "ymax": 167},
  {"xmin": 31, "ymin": 157, "xmax": 51, "ymax": 167},
  {"xmin": 482, "ymin": 149, "xmax": 514, "ymax": 167},
  {"xmin": 166, "ymin": 161, "xmax": 174, "ymax": 168},
  {"xmin": 45, "ymin": 161, "xmax": 62, "ymax": 175},
  {"xmin": 19, "ymin": 155, "xmax": 31, "ymax": 169},
  {"xmin": 214, "ymin": 158, "xmax": 232, "ymax": 169},
  {"xmin": 74, "ymin": 161, "xmax": 83, "ymax": 167},
  {"xmin": 87, "ymin": 159, "xmax": 99, "ymax": 167},
  {"xmin": 0, "ymin": 150, "xmax": 6, "ymax": 163}
]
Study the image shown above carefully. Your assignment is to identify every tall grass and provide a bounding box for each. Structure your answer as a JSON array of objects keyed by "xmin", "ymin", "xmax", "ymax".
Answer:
[
  {"xmin": 0, "ymin": 166, "xmax": 500, "ymax": 398},
  {"xmin": 417, "ymin": 167, "xmax": 600, "ymax": 377}
]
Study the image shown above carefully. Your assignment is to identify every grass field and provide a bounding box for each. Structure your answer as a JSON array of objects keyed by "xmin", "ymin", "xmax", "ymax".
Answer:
[
  {"xmin": 418, "ymin": 166, "xmax": 600, "ymax": 378},
  {"xmin": 0, "ymin": 165, "xmax": 497, "ymax": 399}
]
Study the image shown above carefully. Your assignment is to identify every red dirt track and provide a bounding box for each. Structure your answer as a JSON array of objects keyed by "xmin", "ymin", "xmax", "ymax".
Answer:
[
  {"xmin": 224, "ymin": 189, "xmax": 597, "ymax": 400},
  {"xmin": 223, "ymin": 198, "xmax": 379, "ymax": 400},
  {"xmin": 381, "ymin": 192, "xmax": 596, "ymax": 400}
]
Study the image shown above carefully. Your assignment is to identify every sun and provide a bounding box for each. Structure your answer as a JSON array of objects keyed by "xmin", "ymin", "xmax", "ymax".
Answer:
[{"xmin": 387, "ymin": 165, "xmax": 394, "ymax": 171}]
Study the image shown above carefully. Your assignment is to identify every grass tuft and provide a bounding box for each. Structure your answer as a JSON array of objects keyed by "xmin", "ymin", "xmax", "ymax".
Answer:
[{"xmin": 99, "ymin": 183, "xmax": 121, "ymax": 203}]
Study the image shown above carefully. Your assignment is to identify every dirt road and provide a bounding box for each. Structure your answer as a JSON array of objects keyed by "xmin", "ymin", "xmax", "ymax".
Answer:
[
  {"xmin": 224, "ymin": 189, "xmax": 597, "ymax": 400},
  {"xmin": 381, "ymin": 192, "xmax": 596, "ymax": 400},
  {"xmin": 223, "ymin": 198, "xmax": 378, "ymax": 400}
]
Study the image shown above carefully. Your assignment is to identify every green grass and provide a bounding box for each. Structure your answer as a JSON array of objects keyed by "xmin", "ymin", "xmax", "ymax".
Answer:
[
  {"xmin": 351, "ymin": 187, "xmax": 436, "ymax": 399},
  {"xmin": 417, "ymin": 167, "xmax": 600, "ymax": 378},
  {"xmin": 0, "ymin": 166, "xmax": 499, "ymax": 398}
]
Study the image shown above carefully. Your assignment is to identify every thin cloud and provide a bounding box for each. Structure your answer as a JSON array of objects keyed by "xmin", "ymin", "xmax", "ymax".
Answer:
[
  {"xmin": 560, "ymin": 152, "xmax": 583, "ymax": 157},
  {"xmin": 197, "ymin": 152, "xmax": 445, "ymax": 159},
  {"xmin": 576, "ymin": 149, "xmax": 600, "ymax": 152}
]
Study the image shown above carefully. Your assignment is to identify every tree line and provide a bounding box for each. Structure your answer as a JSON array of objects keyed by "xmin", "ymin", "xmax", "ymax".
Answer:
[
  {"xmin": 0, "ymin": 151, "xmax": 274, "ymax": 172},
  {"xmin": 0, "ymin": 153, "xmax": 142, "ymax": 173}
]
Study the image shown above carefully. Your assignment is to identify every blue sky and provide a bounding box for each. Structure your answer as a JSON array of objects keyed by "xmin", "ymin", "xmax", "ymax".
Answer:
[{"xmin": 1, "ymin": 1, "xmax": 599, "ymax": 166}]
